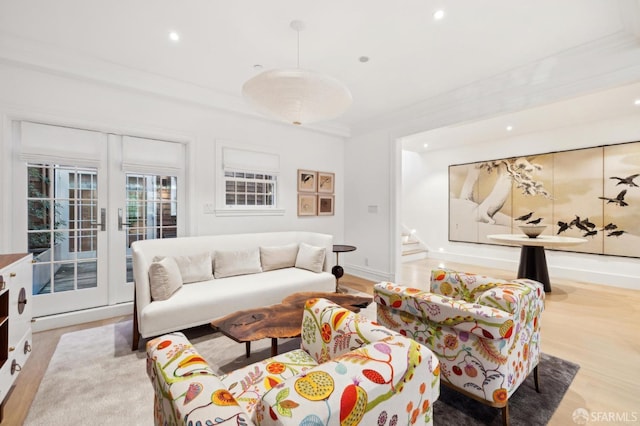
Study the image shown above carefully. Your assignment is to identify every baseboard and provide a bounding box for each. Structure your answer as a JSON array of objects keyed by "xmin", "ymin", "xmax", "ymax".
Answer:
[
  {"xmin": 429, "ymin": 251, "xmax": 639, "ymax": 290},
  {"xmin": 344, "ymin": 263, "xmax": 394, "ymax": 283},
  {"xmin": 32, "ymin": 302, "xmax": 133, "ymax": 332}
]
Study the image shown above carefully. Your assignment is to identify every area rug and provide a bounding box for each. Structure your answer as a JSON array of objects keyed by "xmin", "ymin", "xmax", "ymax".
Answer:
[{"xmin": 26, "ymin": 314, "xmax": 579, "ymax": 426}]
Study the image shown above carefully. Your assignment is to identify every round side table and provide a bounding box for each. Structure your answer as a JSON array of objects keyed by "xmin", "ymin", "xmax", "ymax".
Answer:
[
  {"xmin": 332, "ymin": 244, "xmax": 356, "ymax": 293},
  {"xmin": 488, "ymin": 234, "xmax": 586, "ymax": 292}
]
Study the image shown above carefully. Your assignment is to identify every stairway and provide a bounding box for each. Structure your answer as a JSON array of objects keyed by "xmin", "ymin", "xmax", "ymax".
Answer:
[{"xmin": 401, "ymin": 232, "xmax": 428, "ymax": 262}]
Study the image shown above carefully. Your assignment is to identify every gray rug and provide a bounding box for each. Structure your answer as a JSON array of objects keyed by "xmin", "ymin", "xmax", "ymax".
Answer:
[
  {"xmin": 26, "ymin": 310, "xmax": 578, "ymax": 426},
  {"xmin": 434, "ymin": 353, "xmax": 580, "ymax": 425}
]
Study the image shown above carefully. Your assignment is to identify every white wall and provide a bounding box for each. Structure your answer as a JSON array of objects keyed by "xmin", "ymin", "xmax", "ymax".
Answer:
[
  {"xmin": 403, "ymin": 113, "xmax": 640, "ymax": 289},
  {"xmin": 344, "ymin": 128, "xmax": 397, "ymax": 282},
  {"xmin": 0, "ymin": 62, "xmax": 345, "ymax": 253}
]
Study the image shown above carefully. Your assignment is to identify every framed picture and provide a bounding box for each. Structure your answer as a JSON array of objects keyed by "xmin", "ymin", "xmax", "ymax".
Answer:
[
  {"xmin": 297, "ymin": 169, "xmax": 317, "ymax": 192},
  {"xmin": 317, "ymin": 171, "xmax": 335, "ymax": 193},
  {"xmin": 298, "ymin": 194, "xmax": 317, "ymax": 216},
  {"xmin": 318, "ymin": 195, "xmax": 335, "ymax": 216}
]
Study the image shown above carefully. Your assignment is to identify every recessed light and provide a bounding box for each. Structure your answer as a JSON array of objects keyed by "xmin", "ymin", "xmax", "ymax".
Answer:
[
  {"xmin": 433, "ymin": 9, "xmax": 445, "ymax": 20},
  {"xmin": 253, "ymin": 64, "xmax": 263, "ymax": 70},
  {"xmin": 359, "ymin": 56, "xmax": 370, "ymax": 63},
  {"xmin": 634, "ymin": 99, "xmax": 640, "ymax": 106},
  {"xmin": 423, "ymin": 143, "xmax": 429, "ymax": 148},
  {"xmin": 506, "ymin": 125, "xmax": 514, "ymax": 131},
  {"xmin": 168, "ymin": 31, "xmax": 180, "ymax": 42}
]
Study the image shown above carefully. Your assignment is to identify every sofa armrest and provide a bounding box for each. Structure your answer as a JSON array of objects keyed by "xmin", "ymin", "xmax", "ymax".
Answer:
[
  {"xmin": 146, "ymin": 332, "xmax": 255, "ymax": 426},
  {"xmin": 301, "ymin": 298, "xmax": 398, "ymax": 363},
  {"xmin": 374, "ymin": 282, "xmax": 516, "ymax": 340},
  {"xmin": 258, "ymin": 334, "xmax": 440, "ymax": 426}
]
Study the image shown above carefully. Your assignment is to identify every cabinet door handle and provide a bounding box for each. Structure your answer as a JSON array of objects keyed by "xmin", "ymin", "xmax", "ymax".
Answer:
[
  {"xmin": 9, "ymin": 346, "xmax": 15, "ymax": 352},
  {"xmin": 11, "ymin": 359, "xmax": 21, "ymax": 375},
  {"xmin": 18, "ymin": 288, "xmax": 27, "ymax": 314},
  {"xmin": 9, "ymin": 272, "xmax": 16, "ymax": 278}
]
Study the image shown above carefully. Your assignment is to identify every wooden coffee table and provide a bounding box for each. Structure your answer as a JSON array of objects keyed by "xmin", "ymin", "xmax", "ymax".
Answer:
[{"xmin": 210, "ymin": 291, "xmax": 372, "ymax": 358}]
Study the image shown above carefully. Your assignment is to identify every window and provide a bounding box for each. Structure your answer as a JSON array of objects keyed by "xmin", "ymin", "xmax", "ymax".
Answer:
[
  {"xmin": 216, "ymin": 143, "xmax": 284, "ymax": 216},
  {"xmin": 125, "ymin": 174, "xmax": 178, "ymax": 281},
  {"xmin": 224, "ymin": 171, "xmax": 276, "ymax": 207}
]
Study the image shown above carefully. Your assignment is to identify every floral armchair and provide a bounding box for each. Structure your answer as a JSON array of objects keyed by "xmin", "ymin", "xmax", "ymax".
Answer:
[
  {"xmin": 146, "ymin": 297, "xmax": 440, "ymax": 426},
  {"xmin": 373, "ymin": 268, "xmax": 545, "ymax": 426}
]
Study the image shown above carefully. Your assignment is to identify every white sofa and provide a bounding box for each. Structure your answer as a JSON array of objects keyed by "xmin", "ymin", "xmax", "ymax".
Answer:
[{"xmin": 131, "ymin": 231, "xmax": 336, "ymax": 350}]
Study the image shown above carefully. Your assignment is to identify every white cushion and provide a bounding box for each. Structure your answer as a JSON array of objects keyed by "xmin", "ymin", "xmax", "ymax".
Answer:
[
  {"xmin": 260, "ymin": 243, "xmax": 299, "ymax": 272},
  {"xmin": 153, "ymin": 253, "xmax": 213, "ymax": 284},
  {"xmin": 148, "ymin": 257, "xmax": 183, "ymax": 301},
  {"xmin": 295, "ymin": 243, "xmax": 326, "ymax": 273},
  {"xmin": 214, "ymin": 248, "xmax": 262, "ymax": 279}
]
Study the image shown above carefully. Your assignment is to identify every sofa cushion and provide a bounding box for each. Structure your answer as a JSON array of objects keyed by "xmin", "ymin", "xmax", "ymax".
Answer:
[
  {"xmin": 295, "ymin": 243, "xmax": 325, "ymax": 273},
  {"xmin": 260, "ymin": 243, "xmax": 299, "ymax": 272},
  {"xmin": 214, "ymin": 248, "xmax": 262, "ymax": 279},
  {"xmin": 148, "ymin": 257, "xmax": 183, "ymax": 301},
  {"xmin": 154, "ymin": 252, "xmax": 214, "ymax": 284}
]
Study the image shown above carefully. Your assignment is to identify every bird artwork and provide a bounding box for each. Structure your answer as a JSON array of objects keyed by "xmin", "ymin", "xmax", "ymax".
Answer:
[
  {"xmin": 598, "ymin": 190, "xmax": 628, "ymax": 206},
  {"xmin": 575, "ymin": 220, "xmax": 589, "ymax": 232},
  {"xmin": 583, "ymin": 230, "xmax": 598, "ymax": 238},
  {"xmin": 607, "ymin": 230, "xmax": 626, "ymax": 237},
  {"xmin": 581, "ymin": 218, "xmax": 596, "ymax": 229},
  {"xmin": 515, "ymin": 212, "xmax": 534, "ymax": 221},
  {"xmin": 610, "ymin": 174, "xmax": 639, "ymax": 187},
  {"xmin": 527, "ymin": 217, "xmax": 543, "ymax": 225},
  {"xmin": 557, "ymin": 221, "xmax": 570, "ymax": 234},
  {"xmin": 569, "ymin": 215, "xmax": 580, "ymax": 227},
  {"xmin": 600, "ymin": 223, "xmax": 618, "ymax": 231}
]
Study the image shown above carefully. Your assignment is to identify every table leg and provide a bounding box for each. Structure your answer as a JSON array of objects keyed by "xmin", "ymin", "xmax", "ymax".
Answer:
[
  {"xmin": 332, "ymin": 253, "xmax": 346, "ymax": 293},
  {"xmin": 517, "ymin": 245, "xmax": 552, "ymax": 292},
  {"xmin": 245, "ymin": 341, "xmax": 251, "ymax": 358},
  {"xmin": 271, "ymin": 338, "xmax": 278, "ymax": 357}
]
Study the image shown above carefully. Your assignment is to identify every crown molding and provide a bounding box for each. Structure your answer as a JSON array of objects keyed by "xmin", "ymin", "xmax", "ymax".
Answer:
[
  {"xmin": 0, "ymin": 31, "xmax": 351, "ymax": 138},
  {"xmin": 351, "ymin": 28, "xmax": 640, "ymax": 138}
]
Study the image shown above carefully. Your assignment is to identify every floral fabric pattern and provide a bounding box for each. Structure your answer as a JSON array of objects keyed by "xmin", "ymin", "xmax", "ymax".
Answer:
[
  {"xmin": 146, "ymin": 298, "xmax": 441, "ymax": 426},
  {"xmin": 373, "ymin": 268, "xmax": 544, "ymax": 407}
]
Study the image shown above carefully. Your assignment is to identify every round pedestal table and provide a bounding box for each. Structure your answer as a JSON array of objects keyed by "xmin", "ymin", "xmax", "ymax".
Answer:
[
  {"xmin": 332, "ymin": 245, "xmax": 356, "ymax": 293},
  {"xmin": 487, "ymin": 234, "xmax": 587, "ymax": 292}
]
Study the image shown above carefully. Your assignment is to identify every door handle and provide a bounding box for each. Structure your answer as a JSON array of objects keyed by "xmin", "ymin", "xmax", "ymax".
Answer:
[
  {"xmin": 118, "ymin": 208, "xmax": 131, "ymax": 231},
  {"xmin": 91, "ymin": 208, "xmax": 106, "ymax": 231}
]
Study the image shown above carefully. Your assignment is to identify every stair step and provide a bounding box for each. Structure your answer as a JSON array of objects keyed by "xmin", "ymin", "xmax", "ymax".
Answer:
[{"xmin": 402, "ymin": 248, "xmax": 427, "ymax": 256}]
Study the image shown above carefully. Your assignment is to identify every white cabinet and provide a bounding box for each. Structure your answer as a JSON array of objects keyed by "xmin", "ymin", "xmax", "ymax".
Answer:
[{"xmin": 0, "ymin": 253, "xmax": 32, "ymax": 422}]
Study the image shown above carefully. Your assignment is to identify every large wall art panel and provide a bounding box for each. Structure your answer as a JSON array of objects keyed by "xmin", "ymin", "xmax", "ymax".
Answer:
[{"xmin": 449, "ymin": 141, "xmax": 640, "ymax": 258}]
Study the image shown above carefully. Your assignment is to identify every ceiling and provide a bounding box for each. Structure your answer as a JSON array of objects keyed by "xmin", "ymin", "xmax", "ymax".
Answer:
[{"xmin": 0, "ymin": 0, "xmax": 639, "ymax": 134}]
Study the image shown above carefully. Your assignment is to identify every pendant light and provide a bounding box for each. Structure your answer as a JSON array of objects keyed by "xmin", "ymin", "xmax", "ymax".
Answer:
[{"xmin": 242, "ymin": 20, "xmax": 352, "ymax": 126}]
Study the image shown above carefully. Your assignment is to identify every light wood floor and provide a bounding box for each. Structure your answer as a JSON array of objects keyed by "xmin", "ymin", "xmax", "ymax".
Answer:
[{"xmin": 6, "ymin": 259, "xmax": 639, "ymax": 425}]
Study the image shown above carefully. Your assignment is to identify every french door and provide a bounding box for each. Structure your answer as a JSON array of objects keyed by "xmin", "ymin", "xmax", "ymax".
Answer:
[{"xmin": 14, "ymin": 122, "xmax": 184, "ymax": 317}]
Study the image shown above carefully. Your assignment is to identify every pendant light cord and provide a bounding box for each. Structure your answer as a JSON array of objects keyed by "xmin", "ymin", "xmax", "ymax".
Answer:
[{"xmin": 296, "ymin": 27, "xmax": 300, "ymax": 68}]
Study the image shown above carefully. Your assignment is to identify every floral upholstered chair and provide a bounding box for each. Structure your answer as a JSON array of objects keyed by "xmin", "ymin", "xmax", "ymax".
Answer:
[
  {"xmin": 373, "ymin": 268, "xmax": 545, "ymax": 426},
  {"xmin": 147, "ymin": 297, "xmax": 440, "ymax": 426}
]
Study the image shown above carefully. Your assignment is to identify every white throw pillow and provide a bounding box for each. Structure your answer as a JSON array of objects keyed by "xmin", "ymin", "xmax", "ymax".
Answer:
[
  {"xmin": 260, "ymin": 243, "xmax": 299, "ymax": 272},
  {"xmin": 214, "ymin": 248, "xmax": 262, "ymax": 279},
  {"xmin": 153, "ymin": 253, "xmax": 214, "ymax": 284},
  {"xmin": 148, "ymin": 257, "xmax": 183, "ymax": 301},
  {"xmin": 295, "ymin": 243, "xmax": 326, "ymax": 273}
]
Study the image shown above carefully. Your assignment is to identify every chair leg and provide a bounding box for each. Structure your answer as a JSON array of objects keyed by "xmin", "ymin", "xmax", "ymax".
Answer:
[
  {"xmin": 501, "ymin": 401, "xmax": 509, "ymax": 426},
  {"xmin": 534, "ymin": 365, "xmax": 541, "ymax": 393}
]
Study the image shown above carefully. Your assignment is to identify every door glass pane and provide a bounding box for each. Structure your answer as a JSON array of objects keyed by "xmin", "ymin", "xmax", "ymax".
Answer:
[
  {"xmin": 125, "ymin": 174, "xmax": 178, "ymax": 282},
  {"xmin": 28, "ymin": 164, "xmax": 98, "ymax": 295}
]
